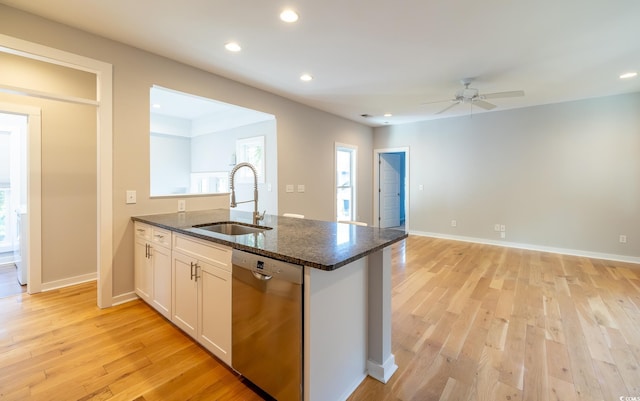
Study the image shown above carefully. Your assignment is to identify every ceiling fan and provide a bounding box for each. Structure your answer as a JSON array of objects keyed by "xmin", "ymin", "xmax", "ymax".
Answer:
[{"xmin": 424, "ymin": 78, "xmax": 524, "ymax": 115}]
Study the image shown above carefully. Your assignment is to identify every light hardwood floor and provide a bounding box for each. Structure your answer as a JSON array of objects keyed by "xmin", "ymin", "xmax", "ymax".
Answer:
[
  {"xmin": 1, "ymin": 236, "xmax": 639, "ymax": 401},
  {"xmin": 0, "ymin": 264, "xmax": 26, "ymax": 298}
]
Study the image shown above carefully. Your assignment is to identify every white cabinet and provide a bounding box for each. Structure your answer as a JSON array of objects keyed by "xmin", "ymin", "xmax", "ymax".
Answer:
[
  {"xmin": 134, "ymin": 223, "xmax": 152, "ymax": 302},
  {"xmin": 172, "ymin": 250, "xmax": 199, "ymax": 337},
  {"xmin": 134, "ymin": 222, "xmax": 172, "ymax": 319},
  {"xmin": 199, "ymin": 260, "xmax": 231, "ymax": 362},
  {"xmin": 172, "ymin": 233, "xmax": 232, "ymax": 365}
]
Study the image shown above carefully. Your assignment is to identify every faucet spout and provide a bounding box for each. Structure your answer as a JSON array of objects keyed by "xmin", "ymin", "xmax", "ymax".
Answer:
[{"xmin": 229, "ymin": 162, "xmax": 263, "ymax": 224}]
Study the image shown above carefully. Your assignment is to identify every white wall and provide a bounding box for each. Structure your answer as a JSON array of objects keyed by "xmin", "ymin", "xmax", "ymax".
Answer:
[
  {"xmin": 150, "ymin": 133, "xmax": 191, "ymax": 195},
  {"xmin": 374, "ymin": 92, "xmax": 640, "ymax": 259},
  {"xmin": 191, "ymin": 119, "xmax": 278, "ymax": 215}
]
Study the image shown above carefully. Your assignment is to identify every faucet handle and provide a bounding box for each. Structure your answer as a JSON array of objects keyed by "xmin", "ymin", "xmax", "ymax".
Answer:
[{"xmin": 257, "ymin": 210, "xmax": 266, "ymax": 221}]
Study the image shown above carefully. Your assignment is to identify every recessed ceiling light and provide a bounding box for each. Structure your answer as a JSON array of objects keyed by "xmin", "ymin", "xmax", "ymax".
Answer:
[
  {"xmin": 619, "ymin": 71, "xmax": 638, "ymax": 79},
  {"xmin": 300, "ymin": 74, "xmax": 313, "ymax": 82},
  {"xmin": 384, "ymin": 113, "xmax": 392, "ymax": 117},
  {"xmin": 280, "ymin": 9, "xmax": 299, "ymax": 23},
  {"xmin": 225, "ymin": 42, "xmax": 242, "ymax": 52}
]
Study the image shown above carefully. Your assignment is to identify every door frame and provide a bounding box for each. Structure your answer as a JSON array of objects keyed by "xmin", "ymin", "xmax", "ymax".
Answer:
[
  {"xmin": 0, "ymin": 34, "xmax": 113, "ymax": 307},
  {"xmin": 373, "ymin": 147, "xmax": 409, "ymax": 230},
  {"xmin": 0, "ymin": 103, "xmax": 41, "ymax": 293}
]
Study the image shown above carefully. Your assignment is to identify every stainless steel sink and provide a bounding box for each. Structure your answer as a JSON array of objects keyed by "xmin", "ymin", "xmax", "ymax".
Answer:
[{"xmin": 191, "ymin": 222, "xmax": 272, "ymax": 236}]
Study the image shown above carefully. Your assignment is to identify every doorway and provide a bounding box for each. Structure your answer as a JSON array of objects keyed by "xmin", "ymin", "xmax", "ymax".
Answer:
[
  {"xmin": 0, "ymin": 112, "xmax": 27, "ymax": 297},
  {"xmin": 374, "ymin": 148, "xmax": 409, "ymax": 230},
  {"xmin": 0, "ymin": 34, "xmax": 113, "ymax": 306}
]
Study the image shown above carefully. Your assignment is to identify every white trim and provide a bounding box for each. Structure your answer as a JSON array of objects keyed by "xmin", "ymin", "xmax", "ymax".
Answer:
[
  {"xmin": 0, "ymin": 34, "xmax": 114, "ymax": 307},
  {"xmin": 335, "ymin": 142, "xmax": 358, "ymax": 222},
  {"xmin": 367, "ymin": 354, "xmax": 398, "ymax": 384},
  {"xmin": 373, "ymin": 147, "xmax": 410, "ymax": 229},
  {"xmin": 335, "ymin": 373, "xmax": 367, "ymax": 401},
  {"xmin": 112, "ymin": 292, "xmax": 139, "ymax": 306},
  {"xmin": 0, "ymin": 102, "xmax": 42, "ymax": 294},
  {"xmin": 0, "ymin": 84, "xmax": 100, "ymax": 106},
  {"xmin": 410, "ymin": 230, "xmax": 640, "ymax": 265},
  {"xmin": 41, "ymin": 274, "xmax": 97, "ymax": 292}
]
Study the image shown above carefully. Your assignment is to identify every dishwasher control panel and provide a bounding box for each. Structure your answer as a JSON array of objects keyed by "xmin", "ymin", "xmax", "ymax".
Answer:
[{"xmin": 232, "ymin": 250, "xmax": 303, "ymax": 284}]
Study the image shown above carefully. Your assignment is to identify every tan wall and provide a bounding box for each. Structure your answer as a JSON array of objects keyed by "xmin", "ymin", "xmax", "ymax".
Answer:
[
  {"xmin": 0, "ymin": 5, "xmax": 374, "ymax": 296},
  {"xmin": 0, "ymin": 93, "xmax": 96, "ymax": 284}
]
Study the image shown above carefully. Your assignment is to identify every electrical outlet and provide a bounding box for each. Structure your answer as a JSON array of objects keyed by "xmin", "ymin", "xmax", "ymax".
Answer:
[
  {"xmin": 419, "ymin": 184, "xmax": 424, "ymax": 191},
  {"xmin": 451, "ymin": 220, "xmax": 457, "ymax": 227},
  {"xmin": 178, "ymin": 199, "xmax": 186, "ymax": 212},
  {"xmin": 500, "ymin": 232, "xmax": 506, "ymax": 239},
  {"xmin": 126, "ymin": 190, "xmax": 136, "ymax": 204},
  {"xmin": 619, "ymin": 235, "xmax": 627, "ymax": 244},
  {"xmin": 500, "ymin": 225, "xmax": 506, "ymax": 232}
]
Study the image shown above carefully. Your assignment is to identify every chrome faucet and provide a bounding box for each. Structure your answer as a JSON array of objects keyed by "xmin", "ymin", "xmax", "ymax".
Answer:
[{"xmin": 229, "ymin": 162, "xmax": 265, "ymax": 224}]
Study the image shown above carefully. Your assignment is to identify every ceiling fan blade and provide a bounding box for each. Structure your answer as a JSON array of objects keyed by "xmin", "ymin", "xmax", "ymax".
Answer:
[
  {"xmin": 435, "ymin": 101, "xmax": 460, "ymax": 114},
  {"xmin": 473, "ymin": 100, "xmax": 497, "ymax": 110},
  {"xmin": 481, "ymin": 90, "xmax": 525, "ymax": 99},
  {"xmin": 421, "ymin": 98, "xmax": 454, "ymax": 105}
]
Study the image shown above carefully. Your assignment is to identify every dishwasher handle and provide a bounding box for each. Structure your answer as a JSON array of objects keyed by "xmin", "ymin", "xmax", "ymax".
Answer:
[{"xmin": 252, "ymin": 271, "xmax": 273, "ymax": 281}]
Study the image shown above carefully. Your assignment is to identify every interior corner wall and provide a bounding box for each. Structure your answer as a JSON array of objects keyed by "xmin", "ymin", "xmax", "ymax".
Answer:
[
  {"xmin": 374, "ymin": 92, "xmax": 640, "ymax": 258},
  {"xmin": 0, "ymin": 4, "xmax": 374, "ymax": 297}
]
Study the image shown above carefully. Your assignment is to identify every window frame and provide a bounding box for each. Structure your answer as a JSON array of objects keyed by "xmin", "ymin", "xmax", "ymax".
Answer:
[{"xmin": 335, "ymin": 142, "xmax": 357, "ymax": 221}]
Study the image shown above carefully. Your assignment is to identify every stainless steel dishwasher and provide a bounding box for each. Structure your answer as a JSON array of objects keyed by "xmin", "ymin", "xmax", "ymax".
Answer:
[{"xmin": 232, "ymin": 249, "xmax": 303, "ymax": 401}]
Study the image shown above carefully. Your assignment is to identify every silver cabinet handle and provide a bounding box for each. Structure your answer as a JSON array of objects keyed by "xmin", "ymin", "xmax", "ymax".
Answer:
[
  {"xmin": 194, "ymin": 263, "xmax": 201, "ymax": 282},
  {"xmin": 190, "ymin": 262, "xmax": 195, "ymax": 280}
]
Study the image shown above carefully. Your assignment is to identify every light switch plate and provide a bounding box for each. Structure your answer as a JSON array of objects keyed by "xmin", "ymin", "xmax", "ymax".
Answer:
[
  {"xmin": 286, "ymin": 184, "xmax": 294, "ymax": 193},
  {"xmin": 126, "ymin": 190, "xmax": 136, "ymax": 204},
  {"xmin": 297, "ymin": 184, "xmax": 305, "ymax": 193},
  {"xmin": 178, "ymin": 199, "xmax": 186, "ymax": 212}
]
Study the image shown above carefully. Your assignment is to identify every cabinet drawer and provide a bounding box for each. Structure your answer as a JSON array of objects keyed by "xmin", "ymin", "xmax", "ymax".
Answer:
[
  {"xmin": 173, "ymin": 233, "xmax": 231, "ymax": 271},
  {"xmin": 151, "ymin": 227, "xmax": 171, "ymax": 247},
  {"xmin": 134, "ymin": 222, "xmax": 152, "ymax": 240}
]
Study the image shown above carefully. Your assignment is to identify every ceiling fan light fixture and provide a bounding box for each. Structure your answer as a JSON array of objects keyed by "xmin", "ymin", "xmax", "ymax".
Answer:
[{"xmin": 619, "ymin": 71, "xmax": 637, "ymax": 79}]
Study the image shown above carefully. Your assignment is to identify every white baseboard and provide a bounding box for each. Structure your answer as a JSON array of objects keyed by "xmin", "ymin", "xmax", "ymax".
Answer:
[
  {"xmin": 410, "ymin": 231, "xmax": 640, "ymax": 265},
  {"xmin": 336, "ymin": 373, "xmax": 368, "ymax": 401},
  {"xmin": 112, "ymin": 291, "xmax": 139, "ymax": 306},
  {"xmin": 41, "ymin": 272, "xmax": 97, "ymax": 292},
  {"xmin": 409, "ymin": 231, "xmax": 640, "ymax": 264},
  {"xmin": 367, "ymin": 354, "xmax": 398, "ymax": 384}
]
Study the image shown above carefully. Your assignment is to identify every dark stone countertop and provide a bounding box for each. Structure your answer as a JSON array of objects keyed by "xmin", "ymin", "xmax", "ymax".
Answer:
[{"xmin": 132, "ymin": 209, "xmax": 407, "ymax": 271}]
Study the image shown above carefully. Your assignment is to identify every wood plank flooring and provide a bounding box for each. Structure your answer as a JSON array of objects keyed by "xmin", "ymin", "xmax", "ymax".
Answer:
[
  {"xmin": 348, "ymin": 237, "xmax": 640, "ymax": 401},
  {"xmin": 1, "ymin": 236, "xmax": 639, "ymax": 400},
  {"xmin": 0, "ymin": 264, "xmax": 26, "ymax": 299}
]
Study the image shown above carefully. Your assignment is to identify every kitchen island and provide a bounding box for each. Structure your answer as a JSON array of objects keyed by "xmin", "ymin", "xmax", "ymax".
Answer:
[{"xmin": 132, "ymin": 209, "xmax": 407, "ymax": 401}]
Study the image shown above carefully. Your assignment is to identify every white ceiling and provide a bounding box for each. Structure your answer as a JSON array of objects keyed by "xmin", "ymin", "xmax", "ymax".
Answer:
[{"xmin": 3, "ymin": 0, "xmax": 640, "ymax": 127}]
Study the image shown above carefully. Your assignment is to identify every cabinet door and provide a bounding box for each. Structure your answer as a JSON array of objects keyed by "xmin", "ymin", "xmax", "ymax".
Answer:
[
  {"xmin": 172, "ymin": 251, "xmax": 198, "ymax": 338},
  {"xmin": 151, "ymin": 244, "xmax": 172, "ymax": 319},
  {"xmin": 198, "ymin": 261, "xmax": 232, "ymax": 365},
  {"xmin": 134, "ymin": 237, "xmax": 152, "ymax": 302}
]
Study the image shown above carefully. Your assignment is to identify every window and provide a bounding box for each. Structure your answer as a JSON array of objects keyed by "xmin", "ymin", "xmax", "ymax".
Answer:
[
  {"xmin": 336, "ymin": 144, "xmax": 357, "ymax": 221},
  {"xmin": 235, "ymin": 136, "xmax": 265, "ymax": 183}
]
